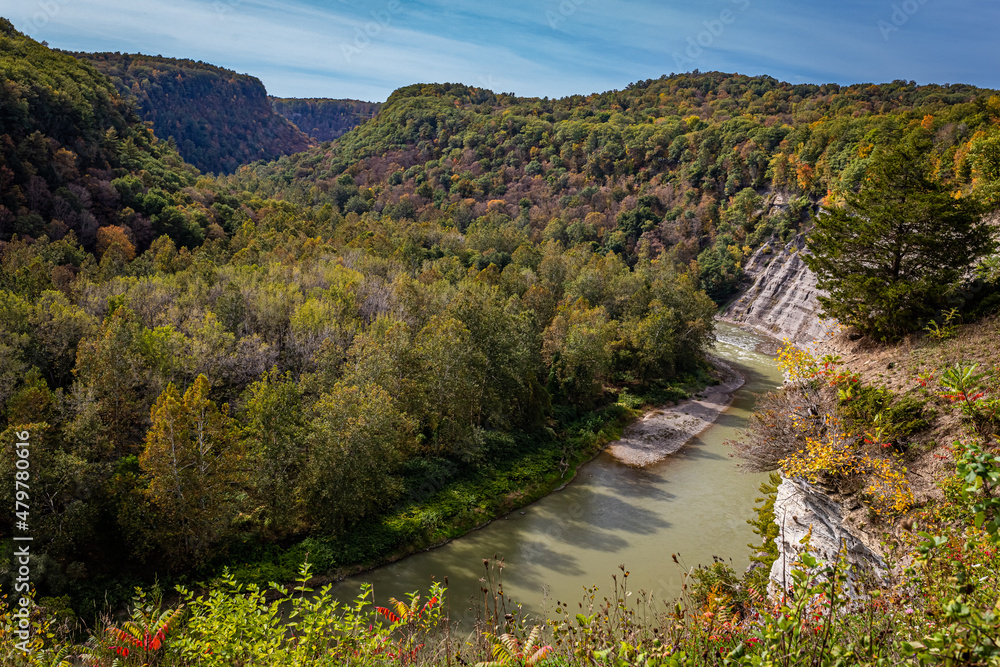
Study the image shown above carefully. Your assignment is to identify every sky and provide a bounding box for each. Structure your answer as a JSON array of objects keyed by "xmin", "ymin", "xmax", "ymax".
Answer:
[{"xmin": 3, "ymin": 0, "xmax": 999, "ymax": 102}]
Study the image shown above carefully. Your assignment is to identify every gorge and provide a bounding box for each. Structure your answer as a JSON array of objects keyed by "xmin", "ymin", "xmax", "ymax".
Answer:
[{"xmin": 322, "ymin": 323, "xmax": 781, "ymax": 620}]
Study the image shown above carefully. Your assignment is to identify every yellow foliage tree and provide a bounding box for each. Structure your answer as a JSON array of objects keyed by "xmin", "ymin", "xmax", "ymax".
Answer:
[
  {"xmin": 96, "ymin": 224, "xmax": 135, "ymax": 261},
  {"xmin": 140, "ymin": 374, "xmax": 243, "ymax": 566}
]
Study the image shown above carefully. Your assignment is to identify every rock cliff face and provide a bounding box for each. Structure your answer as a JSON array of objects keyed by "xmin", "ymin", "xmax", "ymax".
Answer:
[
  {"xmin": 723, "ymin": 227, "xmax": 884, "ymax": 591},
  {"xmin": 769, "ymin": 477, "xmax": 886, "ymax": 596},
  {"xmin": 721, "ymin": 234, "xmax": 836, "ymax": 350}
]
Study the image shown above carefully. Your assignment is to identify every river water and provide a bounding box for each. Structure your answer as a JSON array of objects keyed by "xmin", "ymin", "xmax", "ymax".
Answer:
[{"xmin": 327, "ymin": 322, "xmax": 782, "ymax": 625}]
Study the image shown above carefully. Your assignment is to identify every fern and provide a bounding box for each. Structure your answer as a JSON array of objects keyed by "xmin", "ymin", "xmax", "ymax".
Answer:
[
  {"xmin": 747, "ymin": 472, "xmax": 782, "ymax": 568},
  {"xmin": 36, "ymin": 646, "xmax": 73, "ymax": 667},
  {"xmin": 476, "ymin": 625, "xmax": 553, "ymax": 667}
]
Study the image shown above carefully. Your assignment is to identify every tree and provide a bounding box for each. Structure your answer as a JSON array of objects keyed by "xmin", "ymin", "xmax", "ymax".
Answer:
[
  {"xmin": 139, "ymin": 375, "xmax": 243, "ymax": 567},
  {"xmin": 413, "ymin": 315, "xmax": 485, "ymax": 458},
  {"xmin": 447, "ymin": 282, "xmax": 541, "ymax": 430},
  {"xmin": 240, "ymin": 368, "xmax": 306, "ymax": 538},
  {"xmin": 71, "ymin": 307, "xmax": 152, "ymax": 457},
  {"xmin": 0, "ymin": 422, "xmax": 98, "ymax": 576},
  {"xmin": 341, "ymin": 316, "xmax": 421, "ymax": 416},
  {"xmin": 301, "ymin": 382, "xmax": 414, "ymax": 534},
  {"xmin": 96, "ymin": 225, "xmax": 136, "ymax": 262},
  {"xmin": 542, "ymin": 299, "xmax": 617, "ymax": 404},
  {"xmin": 804, "ymin": 134, "xmax": 993, "ymax": 341}
]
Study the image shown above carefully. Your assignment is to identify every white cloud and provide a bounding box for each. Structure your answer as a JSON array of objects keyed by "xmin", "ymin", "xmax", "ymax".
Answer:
[
  {"xmin": 6, "ymin": 0, "xmax": 998, "ymax": 100},
  {"xmin": 14, "ymin": 0, "xmax": 615, "ymax": 98}
]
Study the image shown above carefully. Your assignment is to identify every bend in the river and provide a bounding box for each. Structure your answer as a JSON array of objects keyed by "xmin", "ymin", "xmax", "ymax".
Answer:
[{"xmin": 326, "ymin": 322, "xmax": 783, "ymax": 625}]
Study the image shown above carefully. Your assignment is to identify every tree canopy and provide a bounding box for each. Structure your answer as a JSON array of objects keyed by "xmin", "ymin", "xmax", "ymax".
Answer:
[
  {"xmin": 804, "ymin": 133, "xmax": 994, "ymax": 341},
  {"xmin": 1, "ymin": 22, "xmax": 999, "ymax": 615},
  {"xmin": 76, "ymin": 52, "xmax": 315, "ymax": 174},
  {"xmin": 269, "ymin": 97, "xmax": 380, "ymax": 143}
]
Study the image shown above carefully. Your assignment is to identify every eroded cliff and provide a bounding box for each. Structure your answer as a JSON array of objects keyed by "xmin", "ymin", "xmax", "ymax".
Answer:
[
  {"xmin": 720, "ymin": 228, "xmax": 887, "ymax": 590},
  {"xmin": 722, "ymin": 234, "xmax": 836, "ymax": 350},
  {"xmin": 768, "ymin": 477, "xmax": 886, "ymax": 596}
]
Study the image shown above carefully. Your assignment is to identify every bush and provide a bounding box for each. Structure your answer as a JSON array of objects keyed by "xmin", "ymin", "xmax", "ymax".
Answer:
[{"xmin": 840, "ymin": 385, "xmax": 929, "ymax": 448}]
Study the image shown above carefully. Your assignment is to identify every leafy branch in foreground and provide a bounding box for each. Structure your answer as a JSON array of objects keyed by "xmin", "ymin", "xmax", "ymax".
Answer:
[{"xmin": 940, "ymin": 362, "xmax": 1000, "ymax": 440}]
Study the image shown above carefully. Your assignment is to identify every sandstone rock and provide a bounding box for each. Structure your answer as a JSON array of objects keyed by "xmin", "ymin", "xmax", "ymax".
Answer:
[
  {"xmin": 768, "ymin": 476, "xmax": 885, "ymax": 597},
  {"xmin": 722, "ymin": 234, "xmax": 837, "ymax": 351}
]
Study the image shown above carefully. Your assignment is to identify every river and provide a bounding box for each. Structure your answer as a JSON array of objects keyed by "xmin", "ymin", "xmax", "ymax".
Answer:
[{"xmin": 326, "ymin": 322, "xmax": 783, "ymax": 625}]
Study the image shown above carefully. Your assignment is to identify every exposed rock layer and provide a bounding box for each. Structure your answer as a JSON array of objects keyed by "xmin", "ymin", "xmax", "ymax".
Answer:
[
  {"xmin": 769, "ymin": 477, "xmax": 885, "ymax": 596},
  {"xmin": 722, "ymin": 234, "xmax": 836, "ymax": 350},
  {"xmin": 720, "ymin": 233, "xmax": 885, "ymax": 591}
]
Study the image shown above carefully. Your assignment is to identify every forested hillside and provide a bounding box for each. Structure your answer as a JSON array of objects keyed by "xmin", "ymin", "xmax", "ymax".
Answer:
[
  {"xmin": 74, "ymin": 53, "xmax": 314, "ymax": 173},
  {"xmin": 0, "ymin": 23, "xmax": 718, "ymax": 615},
  {"xmin": 270, "ymin": 97, "xmax": 380, "ymax": 142},
  {"xmin": 230, "ymin": 77, "xmax": 1000, "ymax": 301},
  {"xmin": 0, "ymin": 19, "xmax": 234, "ymax": 251},
  {"xmin": 6, "ymin": 4, "xmax": 1000, "ymax": 662},
  {"xmin": 3, "ymin": 11, "xmax": 1000, "ymax": 626}
]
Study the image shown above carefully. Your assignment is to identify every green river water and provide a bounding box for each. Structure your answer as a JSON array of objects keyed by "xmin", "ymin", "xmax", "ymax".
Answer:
[{"xmin": 327, "ymin": 322, "xmax": 783, "ymax": 625}]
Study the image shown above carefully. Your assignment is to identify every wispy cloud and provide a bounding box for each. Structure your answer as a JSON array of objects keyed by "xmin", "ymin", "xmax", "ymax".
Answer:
[{"xmin": 7, "ymin": 0, "xmax": 999, "ymax": 101}]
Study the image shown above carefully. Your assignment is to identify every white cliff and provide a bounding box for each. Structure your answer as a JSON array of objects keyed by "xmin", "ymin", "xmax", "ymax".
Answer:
[
  {"xmin": 722, "ymin": 234, "xmax": 837, "ymax": 350},
  {"xmin": 720, "ymin": 227, "xmax": 884, "ymax": 593},
  {"xmin": 768, "ymin": 477, "xmax": 886, "ymax": 597}
]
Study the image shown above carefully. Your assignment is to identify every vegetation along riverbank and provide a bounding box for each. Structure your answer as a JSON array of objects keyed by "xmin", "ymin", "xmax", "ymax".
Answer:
[{"xmin": 3, "ymin": 11, "xmax": 1000, "ymax": 665}]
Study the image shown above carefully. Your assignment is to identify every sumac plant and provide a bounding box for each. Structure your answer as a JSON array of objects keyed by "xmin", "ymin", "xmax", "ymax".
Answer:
[{"xmin": 86, "ymin": 590, "xmax": 183, "ymax": 666}]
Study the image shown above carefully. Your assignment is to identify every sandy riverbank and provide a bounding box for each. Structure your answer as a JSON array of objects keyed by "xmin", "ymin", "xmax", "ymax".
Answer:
[{"xmin": 605, "ymin": 355, "xmax": 746, "ymax": 467}]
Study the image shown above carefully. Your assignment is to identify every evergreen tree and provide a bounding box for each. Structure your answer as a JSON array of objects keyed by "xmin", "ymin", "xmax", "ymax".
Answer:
[{"xmin": 804, "ymin": 134, "xmax": 993, "ymax": 341}]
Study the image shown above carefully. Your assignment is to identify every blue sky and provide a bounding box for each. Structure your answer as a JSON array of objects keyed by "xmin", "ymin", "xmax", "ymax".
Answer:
[{"xmin": 4, "ymin": 0, "xmax": 999, "ymax": 101}]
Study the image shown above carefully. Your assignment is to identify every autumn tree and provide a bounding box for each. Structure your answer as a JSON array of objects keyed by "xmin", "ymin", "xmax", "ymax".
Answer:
[
  {"xmin": 96, "ymin": 225, "xmax": 136, "ymax": 262},
  {"xmin": 804, "ymin": 134, "xmax": 993, "ymax": 341},
  {"xmin": 139, "ymin": 374, "xmax": 243, "ymax": 567}
]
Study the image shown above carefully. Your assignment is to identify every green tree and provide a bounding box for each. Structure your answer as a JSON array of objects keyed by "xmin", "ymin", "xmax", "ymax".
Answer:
[
  {"xmin": 0, "ymin": 423, "xmax": 98, "ymax": 583},
  {"xmin": 413, "ymin": 315, "xmax": 486, "ymax": 458},
  {"xmin": 240, "ymin": 368, "xmax": 306, "ymax": 538},
  {"xmin": 139, "ymin": 375, "xmax": 243, "ymax": 567},
  {"xmin": 542, "ymin": 299, "xmax": 617, "ymax": 404},
  {"xmin": 71, "ymin": 307, "xmax": 152, "ymax": 457},
  {"xmin": 341, "ymin": 316, "xmax": 421, "ymax": 416},
  {"xmin": 301, "ymin": 382, "xmax": 414, "ymax": 534},
  {"xmin": 448, "ymin": 282, "xmax": 541, "ymax": 430},
  {"xmin": 804, "ymin": 135, "xmax": 993, "ymax": 341}
]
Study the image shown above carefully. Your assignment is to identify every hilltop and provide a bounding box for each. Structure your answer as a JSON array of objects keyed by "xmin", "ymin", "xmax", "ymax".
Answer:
[
  {"xmin": 0, "ymin": 19, "xmax": 239, "ymax": 250},
  {"xmin": 226, "ymin": 76, "xmax": 1000, "ymax": 301},
  {"xmin": 72, "ymin": 52, "xmax": 315, "ymax": 173}
]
